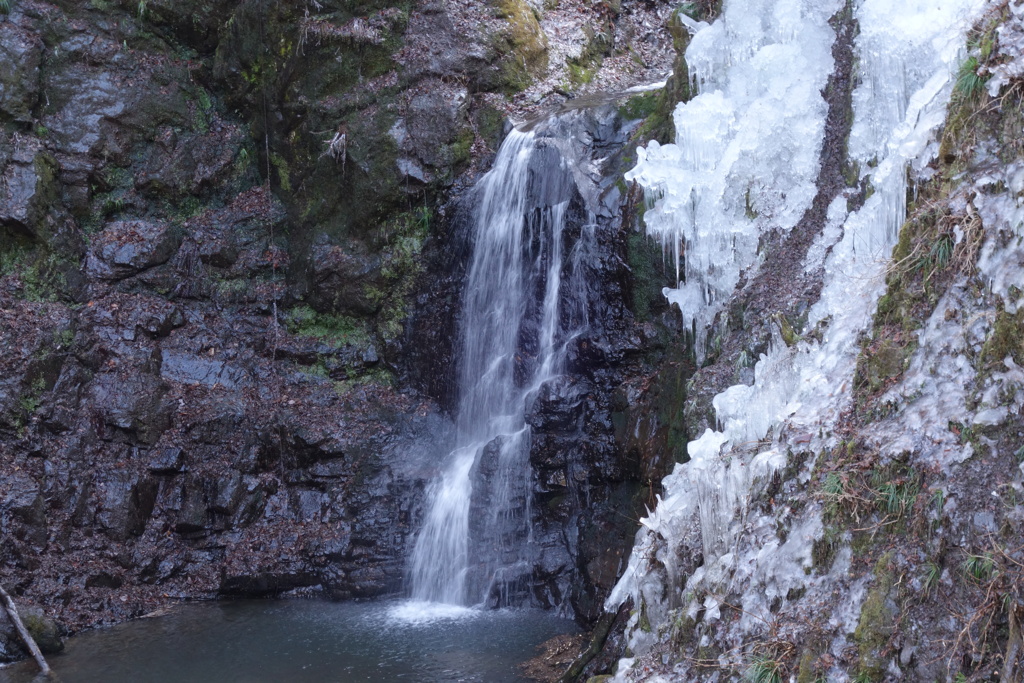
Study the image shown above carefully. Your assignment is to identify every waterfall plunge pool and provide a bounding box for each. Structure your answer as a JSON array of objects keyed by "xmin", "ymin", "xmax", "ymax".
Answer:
[{"xmin": 0, "ymin": 599, "xmax": 578, "ymax": 682}]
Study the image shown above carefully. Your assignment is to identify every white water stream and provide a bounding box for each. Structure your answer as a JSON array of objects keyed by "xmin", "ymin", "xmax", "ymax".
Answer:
[{"xmin": 408, "ymin": 129, "xmax": 577, "ymax": 607}]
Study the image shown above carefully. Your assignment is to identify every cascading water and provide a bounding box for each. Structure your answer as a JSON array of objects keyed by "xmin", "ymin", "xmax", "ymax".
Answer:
[{"xmin": 408, "ymin": 127, "xmax": 582, "ymax": 607}]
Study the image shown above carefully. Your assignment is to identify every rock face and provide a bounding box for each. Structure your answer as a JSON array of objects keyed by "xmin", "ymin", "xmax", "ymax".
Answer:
[
  {"xmin": 0, "ymin": 0, "xmax": 677, "ymax": 661},
  {"xmin": 408, "ymin": 106, "xmax": 684, "ymax": 622}
]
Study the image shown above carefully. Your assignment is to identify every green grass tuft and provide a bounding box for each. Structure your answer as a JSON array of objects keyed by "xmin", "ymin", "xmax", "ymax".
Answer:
[
  {"xmin": 746, "ymin": 655, "xmax": 783, "ymax": 683},
  {"xmin": 954, "ymin": 56, "xmax": 986, "ymax": 101},
  {"xmin": 961, "ymin": 552, "xmax": 995, "ymax": 583}
]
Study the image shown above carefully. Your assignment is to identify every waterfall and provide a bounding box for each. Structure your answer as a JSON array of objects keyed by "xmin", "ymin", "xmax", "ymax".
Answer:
[{"xmin": 409, "ymin": 127, "xmax": 580, "ymax": 606}]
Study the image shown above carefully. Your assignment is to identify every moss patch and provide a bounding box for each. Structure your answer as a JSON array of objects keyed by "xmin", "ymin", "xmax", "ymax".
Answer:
[
  {"xmin": 491, "ymin": 0, "xmax": 548, "ymax": 93},
  {"xmin": 980, "ymin": 306, "xmax": 1024, "ymax": 369},
  {"xmin": 286, "ymin": 305, "xmax": 371, "ymax": 348},
  {"xmin": 365, "ymin": 206, "xmax": 431, "ymax": 341},
  {"xmin": 0, "ymin": 241, "xmax": 74, "ymax": 303},
  {"xmin": 626, "ymin": 232, "xmax": 667, "ymax": 320},
  {"xmin": 854, "ymin": 553, "xmax": 898, "ymax": 680},
  {"xmin": 853, "ymin": 195, "xmax": 981, "ymax": 415}
]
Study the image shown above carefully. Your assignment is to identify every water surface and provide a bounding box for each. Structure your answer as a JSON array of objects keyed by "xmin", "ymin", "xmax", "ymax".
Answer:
[{"xmin": 0, "ymin": 599, "xmax": 576, "ymax": 682}]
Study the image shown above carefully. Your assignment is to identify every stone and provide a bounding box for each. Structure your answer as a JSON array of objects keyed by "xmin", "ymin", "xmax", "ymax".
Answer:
[
  {"xmin": 20, "ymin": 608, "xmax": 63, "ymax": 655},
  {"xmin": 86, "ymin": 220, "xmax": 180, "ymax": 280},
  {"xmin": 0, "ymin": 608, "xmax": 23, "ymax": 663},
  {"xmin": 88, "ymin": 372, "xmax": 172, "ymax": 444},
  {"xmin": 94, "ymin": 473, "xmax": 158, "ymax": 541},
  {"xmin": 136, "ymin": 128, "xmax": 240, "ymax": 198},
  {"xmin": 42, "ymin": 66, "xmax": 126, "ymax": 156},
  {"xmin": 85, "ymin": 572, "xmax": 123, "ymax": 589},
  {"xmin": 160, "ymin": 351, "xmax": 248, "ymax": 390},
  {"xmin": 148, "ymin": 446, "xmax": 185, "ymax": 474},
  {"xmin": 0, "ymin": 145, "xmax": 58, "ymax": 241},
  {"xmin": 310, "ymin": 242, "xmax": 384, "ymax": 315},
  {"xmin": 405, "ymin": 86, "xmax": 468, "ymax": 167},
  {"xmin": 0, "ymin": 22, "xmax": 42, "ymax": 124}
]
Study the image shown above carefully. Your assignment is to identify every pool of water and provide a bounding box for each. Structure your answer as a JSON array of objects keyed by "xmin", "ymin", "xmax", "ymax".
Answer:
[{"xmin": 0, "ymin": 599, "xmax": 577, "ymax": 682}]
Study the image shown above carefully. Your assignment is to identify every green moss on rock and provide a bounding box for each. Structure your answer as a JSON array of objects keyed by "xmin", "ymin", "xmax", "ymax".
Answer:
[
  {"xmin": 854, "ymin": 553, "xmax": 898, "ymax": 680},
  {"xmin": 980, "ymin": 307, "xmax": 1024, "ymax": 369},
  {"xmin": 491, "ymin": 0, "xmax": 548, "ymax": 93}
]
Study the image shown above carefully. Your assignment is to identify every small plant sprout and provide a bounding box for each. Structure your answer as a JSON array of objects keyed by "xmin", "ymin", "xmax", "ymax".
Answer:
[
  {"xmin": 823, "ymin": 472, "xmax": 845, "ymax": 500},
  {"xmin": 961, "ymin": 552, "xmax": 995, "ymax": 583},
  {"xmin": 923, "ymin": 561, "xmax": 941, "ymax": 595},
  {"xmin": 930, "ymin": 234, "xmax": 954, "ymax": 269},
  {"xmin": 746, "ymin": 654, "xmax": 783, "ymax": 683},
  {"xmin": 954, "ymin": 55, "xmax": 986, "ymax": 101},
  {"xmin": 678, "ymin": 2, "xmax": 699, "ymax": 19}
]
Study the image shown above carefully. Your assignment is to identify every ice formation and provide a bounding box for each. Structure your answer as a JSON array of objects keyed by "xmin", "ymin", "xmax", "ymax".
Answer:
[
  {"xmin": 624, "ymin": 0, "xmax": 838, "ymax": 360},
  {"xmin": 609, "ymin": 0, "xmax": 985, "ymax": 677}
]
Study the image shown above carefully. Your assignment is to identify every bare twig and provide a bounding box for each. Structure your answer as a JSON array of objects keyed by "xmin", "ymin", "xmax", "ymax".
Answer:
[{"xmin": 0, "ymin": 583, "xmax": 52, "ymax": 676}]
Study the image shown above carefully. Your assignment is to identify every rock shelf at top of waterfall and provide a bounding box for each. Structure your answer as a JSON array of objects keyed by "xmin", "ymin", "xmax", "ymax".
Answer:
[{"xmin": 406, "ymin": 123, "xmax": 590, "ymax": 611}]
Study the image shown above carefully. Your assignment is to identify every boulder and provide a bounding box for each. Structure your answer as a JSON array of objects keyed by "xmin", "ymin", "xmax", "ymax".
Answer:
[
  {"xmin": 86, "ymin": 220, "xmax": 180, "ymax": 280},
  {"xmin": 0, "ymin": 21, "xmax": 42, "ymax": 124},
  {"xmin": 94, "ymin": 472, "xmax": 159, "ymax": 541},
  {"xmin": 0, "ymin": 144, "xmax": 58, "ymax": 241},
  {"xmin": 19, "ymin": 608, "xmax": 64, "ymax": 655},
  {"xmin": 310, "ymin": 242, "xmax": 384, "ymax": 315},
  {"xmin": 0, "ymin": 472, "xmax": 46, "ymax": 546},
  {"xmin": 42, "ymin": 65, "xmax": 126, "ymax": 157},
  {"xmin": 88, "ymin": 371, "xmax": 172, "ymax": 444}
]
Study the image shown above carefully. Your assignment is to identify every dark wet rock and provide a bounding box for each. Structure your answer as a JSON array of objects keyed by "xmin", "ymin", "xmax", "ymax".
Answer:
[
  {"xmin": 403, "ymin": 85, "xmax": 469, "ymax": 168},
  {"xmin": 160, "ymin": 350, "xmax": 248, "ymax": 390},
  {"xmin": 42, "ymin": 66, "xmax": 127, "ymax": 157},
  {"xmin": 401, "ymin": 5, "xmax": 488, "ymax": 82},
  {"xmin": 136, "ymin": 126, "xmax": 242, "ymax": 199},
  {"xmin": 147, "ymin": 446, "xmax": 185, "ymax": 474},
  {"xmin": 20, "ymin": 607, "xmax": 64, "ymax": 655},
  {"xmin": 1, "ymin": 472, "xmax": 43, "ymax": 523},
  {"xmin": 94, "ymin": 472, "xmax": 159, "ymax": 541},
  {"xmin": 219, "ymin": 571, "xmax": 319, "ymax": 597},
  {"xmin": 0, "ymin": 21, "xmax": 42, "ymax": 124},
  {"xmin": 139, "ymin": 556, "xmax": 185, "ymax": 585},
  {"xmin": 0, "ymin": 608, "xmax": 23, "ymax": 662},
  {"xmin": 88, "ymin": 371, "xmax": 172, "ymax": 444},
  {"xmin": 86, "ymin": 220, "xmax": 180, "ymax": 280},
  {"xmin": 1, "ymin": 472, "xmax": 46, "ymax": 547},
  {"xmin": 85, "ymin": 571, "xmax": 123, "ymax": 589},
  {"xmin": 309, "ymin": 242, "xmax": 384, "ymax": 316},
  {"xmin": 0, "ymin": 142, "xmax": 59, "ymax": 241}
]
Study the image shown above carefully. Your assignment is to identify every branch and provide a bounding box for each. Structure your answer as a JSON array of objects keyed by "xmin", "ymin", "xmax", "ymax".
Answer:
[{"xmin": 0, "ymin": 583, "xmax": 52, "ymax": 676}]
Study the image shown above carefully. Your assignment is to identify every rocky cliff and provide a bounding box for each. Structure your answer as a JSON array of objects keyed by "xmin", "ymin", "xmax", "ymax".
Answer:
[{"xmin": 0, "ymin": 0, "xmax": 681, "ymax": 662}]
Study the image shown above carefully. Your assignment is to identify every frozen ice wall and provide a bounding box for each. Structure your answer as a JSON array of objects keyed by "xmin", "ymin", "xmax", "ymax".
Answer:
[
  {"xmin": 609, "ymin": 0, "xmax": 985, "ymax": 676},
  {"xmin": 625, "ymin": 0, "xmax": 839, "ymax": 360}
]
